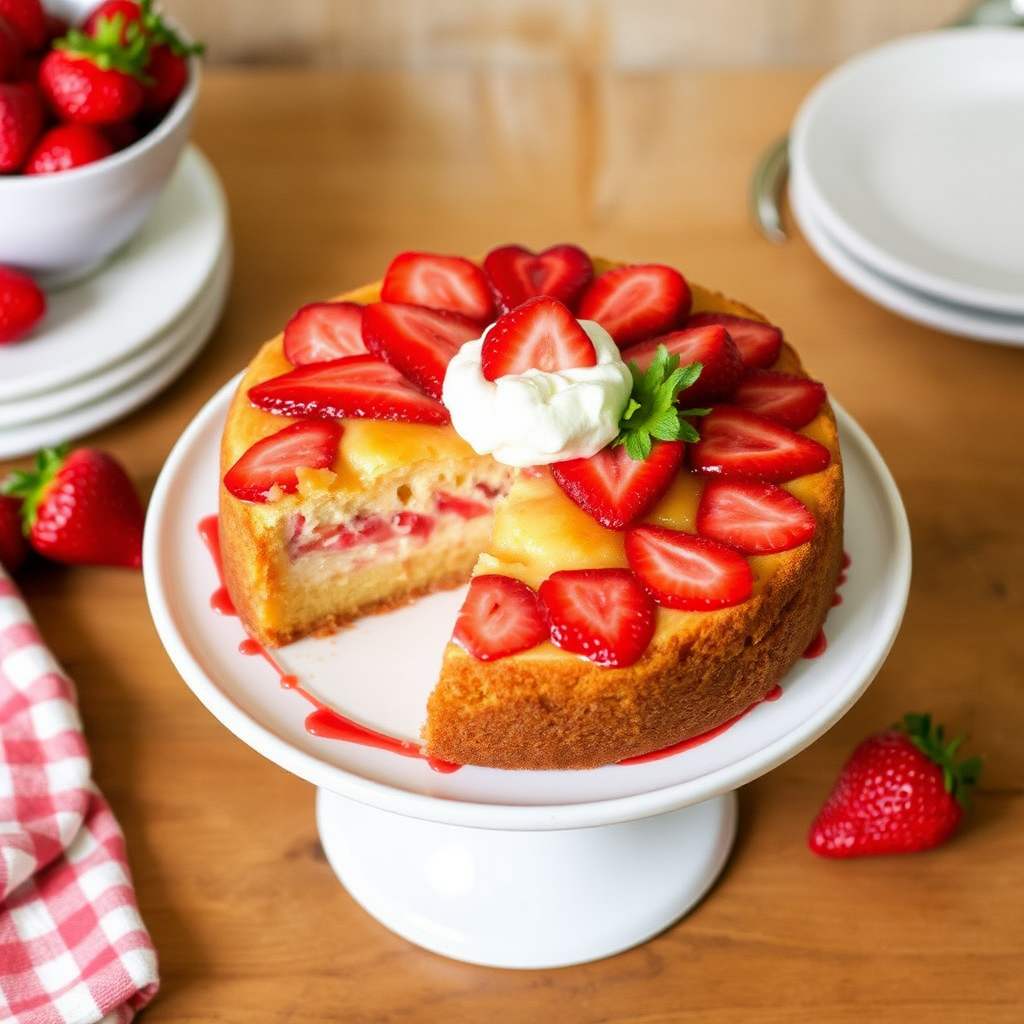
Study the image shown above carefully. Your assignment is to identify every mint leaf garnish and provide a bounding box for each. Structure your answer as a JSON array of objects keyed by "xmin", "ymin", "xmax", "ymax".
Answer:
[{"xmin": 614, "ymin": 345, "xmax": 709, "ymax": 461}]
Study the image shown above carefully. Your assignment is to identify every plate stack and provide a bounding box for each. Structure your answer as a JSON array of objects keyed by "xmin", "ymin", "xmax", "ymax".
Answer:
[
  {"xmin": 0, "ymin": 146, "xmax": 230, "ymax": 459},
  {"xmin": 788, "ymin": 28, "xmax": 1024, "ymax": 346}
]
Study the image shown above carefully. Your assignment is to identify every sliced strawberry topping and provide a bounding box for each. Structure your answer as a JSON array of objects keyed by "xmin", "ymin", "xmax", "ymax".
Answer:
[
  {"xmin": 539, "ymin": 568, "xmax": 656, "ymax": 667},
  {"xmin": 482, "ymin": 243, "xmax": 594, "ymax": 314},
  {"xmin": 731, "ymin": 369, "xmax": 827, "ymax": 430},
  {"xmin": 688, "ymin": 406, "xmax": 831, "ymax": 482},
  {"xmin": 380, "ymin": 250, "xmax": 495, "ymax": 323},
  {"xmin": 480, "ymin": 295, "xmax": 598, "ymax": 382},
  {"xmin": 686, "ymin": 312, "xmax": 782, "ymax": 370},
  {"xmin": 619, "ymin": 323, "xmax": 744, "ymax": 405},
  {"xmin": 624, "ymin": 524, "xmax": 753, "ymax": 610},
  {"xmin": 453, "ymin": 574, "xmax": 549, "ymax": 661},
  {"xmin": 248, "ymin": 355, "xmax": 450, "ymax": 424},
  {"xmin": 697, "ymin": 480, "xmax": 816, "ymax": 554},
  {"xmin": 224, "ymin": 420, "xmax": 342, "ymax": 503},
  {"xmin": 577, "ymin": 263, "xmax": 691, "ymax": 346},
  {"xmin": 551, "ymin": 440, "xmax": 685, "ymax": 530},
  {"xmin": 283, "ymin": 301, "xmax": 367, "ymax": 366},
  {"xmin": 362, "ymin": 301, "xmax": 480, "ymax": 400}
]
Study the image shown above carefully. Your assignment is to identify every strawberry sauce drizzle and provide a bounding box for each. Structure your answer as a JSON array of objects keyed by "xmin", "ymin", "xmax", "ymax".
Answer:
[
  {"xmin": 196, "ymin": 518, "xmax": 850, "ymax": 773},
  {"xmin": 198, "ymin": 515, "xmax": 458, "ymax": 773}
]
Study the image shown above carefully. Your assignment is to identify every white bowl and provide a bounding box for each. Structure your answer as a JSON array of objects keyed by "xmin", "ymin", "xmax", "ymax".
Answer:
[{"xmin": 0, "ymin": 1, "xmax": 200, "ymax": 288}]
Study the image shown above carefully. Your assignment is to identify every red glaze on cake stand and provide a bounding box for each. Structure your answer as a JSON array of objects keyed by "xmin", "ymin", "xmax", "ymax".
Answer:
[{"xmin": 144, "ymin": 377, "xmax": 910, "ymax": 968}]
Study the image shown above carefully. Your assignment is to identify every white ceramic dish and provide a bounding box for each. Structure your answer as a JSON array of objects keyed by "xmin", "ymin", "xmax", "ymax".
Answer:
[
  {"xmin": 0, "ymin": 146, "xmax": 227, "ymax": 404},
  {"xmin": 0, "ymin": 242, "xmax": 231, "ymax": 432},
  {"xmin": 790, "ymin": 28, "xmax": 1024, "ymax": 316},
  {"xmin": 790, "ymin": 169, "xmax": 1024, "ymax": 346},
  {"xmin": 0, "ymin": 0, "xmax": 199, "ymax": 285},
  {"xmin": 0, "ymin": 248, "xmax": 229, "ymax": 457},
  {"xmin": 144, "ymin": 382, "xmax": 909, "ymax": 966}
]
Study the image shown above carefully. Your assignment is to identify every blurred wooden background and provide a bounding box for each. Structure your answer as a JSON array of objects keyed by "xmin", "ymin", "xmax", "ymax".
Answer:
[{"xmin": 160, "ymin": 0, "xmax": 976, "ymax": 68}]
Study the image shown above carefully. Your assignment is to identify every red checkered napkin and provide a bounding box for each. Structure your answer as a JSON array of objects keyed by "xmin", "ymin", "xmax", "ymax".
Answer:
[{"xmin": 1, "ymin": 566, "xmax": 159, "ymax": 1024}]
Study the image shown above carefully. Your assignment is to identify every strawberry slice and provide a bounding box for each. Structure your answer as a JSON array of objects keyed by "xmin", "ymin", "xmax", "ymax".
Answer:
[
  {"xmin": 624, "ymin": 524, "xmax": 753, "ymax": 610},
  {"xmin": 696, "ymin": 480, "xmax": 816, "ymax": 554},
  {"xmin": 731, "ymin": 369, "xmax": 827, "ymax": 430},
  {"xmin": 577, "ymin": 263, "xmax": 691, "ymax": 346},
  {"xmin": 247, "ymin": 355, "xmax": 450, "ymax": 424},
  {"xmin": 551, "ymin": 440, "xmax": 685, "ymax": 530},
  {"xmin": 283, "ymin": 301, "xmax": 366, "ymax": 366},
  {"xmin": 686, "ymin": 312, "xmax": 782, "ymax": 370},
  {"xmin": 224, "ymin": 420, "xmax": 342, "ymax": 503},
  {"xmin": 539, "ymin": 568, "xmax": 656, "ymax": 667},
  {"xmin": 380, "ymin": 250, "xmax": 495, "ymax": 323},
  {"xmin": 480, "ymin": 295, "xmax": 598, "ymax": 382},
  {"xmin": 688, "ymin": 406, "xmax": 831, "ymax": 482},
  {"xmin": 452, "ymin": 574, "xmax": 549, "ymax": 661},
  {"xmin": 362, "ymin": 301, "xmax": 480, "ymax": 400},
  {"xmin": 482, "ymin": 243, "xmax": 594, "ymax": 314},
  {"xmin": 619, "ymin": 323, "xmax": 744, "ymax": 405}
]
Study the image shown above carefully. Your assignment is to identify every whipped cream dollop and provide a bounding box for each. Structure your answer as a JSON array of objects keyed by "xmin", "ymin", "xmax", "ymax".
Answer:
[{"xmin": 442, "ymin": 319, "xmax": 633, "ymax": 467}]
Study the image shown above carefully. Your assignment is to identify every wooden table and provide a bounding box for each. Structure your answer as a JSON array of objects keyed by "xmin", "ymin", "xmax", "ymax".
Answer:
[{"xmin": 4, "ymin": 66, "xmax": 1022, "ymax": 1022}]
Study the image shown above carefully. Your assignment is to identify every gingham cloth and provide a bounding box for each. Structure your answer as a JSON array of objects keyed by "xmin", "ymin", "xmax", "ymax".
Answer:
[{"xmin": 0, "ymin": 565, "xmax": 159, "ymax": 1024}]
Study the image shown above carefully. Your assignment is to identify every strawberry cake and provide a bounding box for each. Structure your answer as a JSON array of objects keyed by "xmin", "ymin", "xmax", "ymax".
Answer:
[{"xmin": 218, "ymin": 244, "xmax": 844, "ymax": 770}]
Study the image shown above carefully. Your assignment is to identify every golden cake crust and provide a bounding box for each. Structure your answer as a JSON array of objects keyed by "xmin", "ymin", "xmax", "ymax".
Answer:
[{"xmin": 218, "ymin": 257, "xmax": 844, "ymax": 770}]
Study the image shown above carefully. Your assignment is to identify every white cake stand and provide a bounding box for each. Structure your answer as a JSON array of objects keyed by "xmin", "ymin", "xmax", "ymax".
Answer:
[{"xmin": 143, "ymin": 379, "xmax": 911, "ymax": 969}]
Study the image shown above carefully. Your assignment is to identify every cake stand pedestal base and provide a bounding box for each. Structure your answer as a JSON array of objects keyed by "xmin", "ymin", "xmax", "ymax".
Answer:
[{"xmin": 315, "ymin": 787, "xmax": 738, "ymax": 969}]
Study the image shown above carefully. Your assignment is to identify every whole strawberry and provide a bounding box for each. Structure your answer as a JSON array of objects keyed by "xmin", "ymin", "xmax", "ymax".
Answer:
[
  {"xmin": 38, "ymin": 17, "xmax": 149, "ymax": 125},
  {"xmin": 0, "ymin": 264, "xmax": 46, "ymax": 344},
  {"xmin": 0, "ymin": 15, "xmax": 25, "ymax": 81},
  {"xmin": 83, "ymin": 0, "xmax": 203, "ymax": 116},
  {"xmin": 1, "ymin": 444, "xmax": 145, "ymax": 567},
  {"xmin": 0, "ymin": 0, "xmax": 47, "ymax": 54},
  {"xmin": 0, "ymin": 492, "xmax": 29, "ymax": 574},
  {"xmin": 809, "ymin": 712, "xmax": 983, "ymax": 858},
  {"xmin": 24, "ymin": 121, "xmax": 114, "ymax": 173},
  {"xmin": 0, "ymin": 78, "xmax": 44, "ymax": 171}
]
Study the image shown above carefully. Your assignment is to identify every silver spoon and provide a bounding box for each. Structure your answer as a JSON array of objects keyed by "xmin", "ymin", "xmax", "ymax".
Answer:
[{"xmin": 750, "ymin": 0, "xmax": 1024, "ymax": 243}]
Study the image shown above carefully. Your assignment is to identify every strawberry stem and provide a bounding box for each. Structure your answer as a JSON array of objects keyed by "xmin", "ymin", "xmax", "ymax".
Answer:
[
  {"xmin": 898, "ymin": 712, "xmax": 984, "ymax": 807},
  {"xmin": 136, "ymin": 0, "xmax": 205, "ymax": 57},
  {"xmin": 0, "ymin": 445, "xmax": 69, "ymax": 533},
  {"xmin": 57, "ymin": 22, "xmax": 151, "ymax": 78}
]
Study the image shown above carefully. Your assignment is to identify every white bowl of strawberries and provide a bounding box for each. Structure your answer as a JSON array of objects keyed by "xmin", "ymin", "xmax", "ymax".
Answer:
[{"xmin": 0, "ymin": 0, "xmax": 201, "ymax": 287}]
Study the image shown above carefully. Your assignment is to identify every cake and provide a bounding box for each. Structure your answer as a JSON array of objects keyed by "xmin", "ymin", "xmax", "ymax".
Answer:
[{"xmin": 218, "ymin": 244, "xmax": 844, "ymax": 770}]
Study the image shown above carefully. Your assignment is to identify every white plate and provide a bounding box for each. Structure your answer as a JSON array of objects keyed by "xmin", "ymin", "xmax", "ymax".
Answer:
[
  {"xmin": 0, "ymin": 145, "xmax": 228, "ymax": 403},
  {"xmin": 144, "ymin": 381, "xmax": 911, "ymax": 832},
  {"xmin": 790, "ymin": 169, "xmax": 1024, "ymax": 346},
  {"xmin": 0, "ymin": 247, "xmax": 230, "ymax": 457},
  {"xmin": 0, "ymin": 240, "xmax": 231, "ymax": 431},
  {"xmin": 790, "ymin": 28, "xmax": 1024, "ymax": 316}
]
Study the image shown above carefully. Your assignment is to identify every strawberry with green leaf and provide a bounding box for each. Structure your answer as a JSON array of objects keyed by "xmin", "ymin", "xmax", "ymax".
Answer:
[
  {"xmin": 83, "ymin": 0, "xmax": 204, "ymax": 116},
  {"xmin": 38, "ymin": 11, "xmax": 150, "ymax": 125},
  {"xmin": 1, "ymin": 444, "xmax": 146, "ymax": 568},
  {"xmin": 809, "ymin": 713, "xmax": 984, "ymax": 858}
]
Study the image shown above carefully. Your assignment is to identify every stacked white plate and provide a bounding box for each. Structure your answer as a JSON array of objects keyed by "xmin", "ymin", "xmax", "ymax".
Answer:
[
  {"xmin": 788, "ymin": 28, "xmax": 1024, "ymax": 346},
  {"xmin": 0, "ymin": 145, "xmax": 231, "ymax": 459}
]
